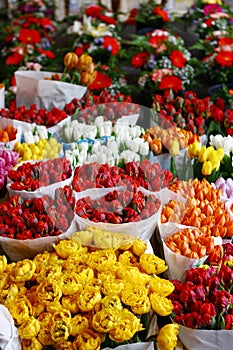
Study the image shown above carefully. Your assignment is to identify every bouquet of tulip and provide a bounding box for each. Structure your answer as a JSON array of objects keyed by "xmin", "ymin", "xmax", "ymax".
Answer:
[
  {"xmin": 185, "ymin": 141, "xmax": 225, "ymax": 182},
  {"xmin": 0, "ymin": 229, "xmax": 179, "ymax": 349},
  {"xmin": 151, "ymin": 90, "xmax": 208, "ymax": 135},
  {"xmin": 0, "ymin": 148, "xmax": 19, "ymax": 195},
  {"xmin": 161, "ymin": 178, "xmax": 233, "ymax": 238},
  {"xmin": 72, "ymin": 160, "xmax": 173, "ymax": 192},
  {"xmin": 170, "ymin": 264, "xmax": 233, "ymax": 332},
  {"xmin": 52, "ymin": 52, "xmax": 97, "ymax": 87}
]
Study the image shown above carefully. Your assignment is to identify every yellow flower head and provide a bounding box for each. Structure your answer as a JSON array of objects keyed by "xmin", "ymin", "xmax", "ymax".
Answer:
[
  {"xmin": 157, "ymin": 323, "xmax": 179, "ymax": 350},
  {"xmin": 18, "ymin": 316, "xmax": 40, "ymax": 339},
  {"xmin": 150, "ymin": 275, "xmax": 175, "ymax": 297},
  {"xmin": 73, "ymin": 329, "xmax": 101, "ymax": 350},
  {"xmin": 169, "ymin": 139, "xmax": 180, "ymax": 157},
  {"xmin": 188, "ymin": 141, "xmax": 201, "ymax": 158},
  {"xmin": 140, "ymin": 253, "xmax": 168, "ymax": 275},
  {"xmin": 150, "ymin": 292, "xmax": 173, "ymax": 316},
  {"xmin": 63, "ymin": 52, "xmax": 79, "ymax": 70},
  {"xmin": 0, "ymin": 255, "xmax": 7, "ymax": 274},
  {"xmin": 92, "ymin": 308, "xmax": 120, "ymax": 333},
  {"xmin": 21, "ymin": 337, "xmax": 43, "ymax": 350},
  {"xmin": 70, "ymin": 314, "xmax": 89, "ymax": 337},
  {"xmin": 202, "ymin": 160, "xmax": 213, "ymax": 176}
]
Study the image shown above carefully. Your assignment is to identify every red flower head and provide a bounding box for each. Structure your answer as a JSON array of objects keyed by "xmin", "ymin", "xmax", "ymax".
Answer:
[
  {"xmin": 131, "ymin": 52, "xmax": 149, "ymax": 68},
  {"xmin": 99, "ymin": 14, "xmax": 116, "ymax": 25},
  {"xmin": 88, "ymin": 71, "xmax": 112, "ymax": 90},
  {"xmin": 19, "ymin": 28, "xmax": 41, "ymax": 44},
  {"xmin": 37, "ymin": 48, "xmax": 55, "ymax": 58},
  {"xmin": 205, "ymin": 18, "xmax": 214, "ymax": 26},
  {"xmin": 158, "ymin": 75, "xmax": 183, "ymax": 93},
  {"xmin": 103, "ymin": 36, "xmax": 120, "ymax": 55},
  {"xmin": 126, "ymin": 8, "xmax": 138, "ymax": 25},
  {"xmin": 169, "ymin": 50, "xmax": 187, "ymax": 68},
  {"xmin": 215, "ymin": 51, "xmax": 233, "ymax": 67},
  {"xmin": 6, "ymin": 52, "xmax": 24, "ymax": 65},
  {"xmin": 218, "ymin": 37, "xmax": 233, "ymax": 47},
  {"xmin": 153, "ymin": 6, "xmax": 170, "ymax": 22},
  {"xmin": 85, "ymin": 4, "xmax": 103, "ymax": 18}
]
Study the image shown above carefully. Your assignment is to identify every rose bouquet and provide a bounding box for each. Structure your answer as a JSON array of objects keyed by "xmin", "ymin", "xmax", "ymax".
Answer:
[
  {"xmin": 0, "ymin": 229, "xmax": 179, "ymax": 349},
  {"xmin": 128, "ymin": 29, "xmax": 201, "ymax": 97}
]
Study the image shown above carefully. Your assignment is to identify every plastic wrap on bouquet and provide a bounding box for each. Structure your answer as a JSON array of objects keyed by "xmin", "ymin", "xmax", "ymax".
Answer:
[
  {"xmin": 15, "ymin": 70, "xmax": 87, "ymax": 111},
  {"xmin": 179, "ymin": 325, "xmax": 233, "ymax": 350},
  {"xmin": 0, "ymin": 305, "xmax": 21, "ymax": 350},
  {"xmin": 74, "ymin": 187, "xmax": 162, "ymax": 242}
]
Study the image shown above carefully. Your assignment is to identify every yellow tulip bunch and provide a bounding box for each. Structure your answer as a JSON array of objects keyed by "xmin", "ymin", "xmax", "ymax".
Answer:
[
  {"xmin": 0, "ymin": 227, "xmax": 179, "ymax": 350},
  {"xmin": 14, "ymin": 137, "xmax": 61, "ymax": 161},
  {"xmin": 188, "ymin": 141, "xmax": 225, "ymax": 178}
]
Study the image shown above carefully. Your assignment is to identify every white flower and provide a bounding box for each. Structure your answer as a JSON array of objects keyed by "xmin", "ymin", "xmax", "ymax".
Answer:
[
  {"xmin": 130, "ymin": 125, "xmax": 143, "ymax": 139},
  {"xmin": 94, "ymin": 116, "xmax": 105, "ymax": 125},
  {"xmin": 210, "ymin": 134, "xmax": 233, "ymax": 156},
  {"xmin": 67, "ymin": 20, "xmax": 83, "ymax": 35},
  {"xmin": 140, "ymin": 141, "xmax": 150, "ymax": 156},
  {"xmin": 107, "ymin": 139, "xmax": 119, "ymax": 158}
]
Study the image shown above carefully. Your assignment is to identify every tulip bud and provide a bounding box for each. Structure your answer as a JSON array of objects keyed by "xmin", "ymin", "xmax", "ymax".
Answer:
[
  {"xmin": 169, "ymin": 139, "xmax": 180, "ymax": 157},
  {"xmin": 63, "ymin": 52, "xmax": 79, "ymax": 70},
  {"xmin": 198, "ymin": 146, "xmax": 209, "ymax": 163},
  {"xmin": 77, "ymin": 53, "xmax": 93, "ymax": 72},
  {"xmin": 202, "ymin": 160, "xmax": 212, "ymax": 176},
  {"xmin": 188, "ymin": 141, "xmax": 201, "ymax": 158}
]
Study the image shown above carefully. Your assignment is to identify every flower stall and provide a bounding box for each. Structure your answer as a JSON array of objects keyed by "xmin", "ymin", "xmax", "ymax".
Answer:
[{"xmin": 0, "ymin": 0, "xmax": 233, "ymax": 349}]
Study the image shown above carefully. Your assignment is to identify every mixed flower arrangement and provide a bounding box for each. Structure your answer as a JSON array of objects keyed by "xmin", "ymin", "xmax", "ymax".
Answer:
[
  {"xmin": 187, "ymin": 0, "xmax": 233, "ymax": 84},
  {"xmin": 125, "ymin": 1, "xmax": 170, "ymax": 29},
  {"xmin": 128, "ymin": 29, "xmax": 201, "ymax": 96}
]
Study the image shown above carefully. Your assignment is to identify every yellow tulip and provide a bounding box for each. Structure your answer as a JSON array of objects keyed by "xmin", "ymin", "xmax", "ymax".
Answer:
[
  {"xmin": 169, "ymin": 139, "xmax": 180, "ymax": 157},
  {"xmin": 63, "ymin": 52, "xmax": 79, "ymax": 70},
  {"xmin": 157, "ymin": 323, "xmax": 179, "ymax": 350},
  {"xmin": 202, "ymin": 160, "xmax": 212, "ymax": 176},
  {"xmin": 198, "ymin": 146, "xmax": 210, "ymax": 163},
  {"xmin": 188, "ymin": 141, "xmax": 201, "ymax": 158},
  {"xmin": 216, "ymin": 147, "xmax": 225, "ymax": 161}
]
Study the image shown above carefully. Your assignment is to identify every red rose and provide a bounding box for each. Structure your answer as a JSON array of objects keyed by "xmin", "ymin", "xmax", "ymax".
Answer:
[
  {"xmin": 85, "ymin": 4, "xmax": 103, "ymax": 18},
  {"xmin": 131, "ymin": 52, "xmax": 148, "ymax": 68}
]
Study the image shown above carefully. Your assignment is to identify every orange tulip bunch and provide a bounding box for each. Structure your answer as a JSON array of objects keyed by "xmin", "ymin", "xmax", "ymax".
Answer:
[
  {"xmin": 51, "ymin": 52, "xmax": 97, "ymax": 87},
  {"xmin": 142, "ymin": 125, "xmax": 200, "ymax": 155},
  {"xmin": 0, "ymin": 125, "xmax": 17, "ymax": 142},
  {"xmin": 161, "ymin": 178, "xmax": 233, "ymax": 238},
  {"xmin": 165, "ymin": 227, "xmax": 215, "ymax": 259}
]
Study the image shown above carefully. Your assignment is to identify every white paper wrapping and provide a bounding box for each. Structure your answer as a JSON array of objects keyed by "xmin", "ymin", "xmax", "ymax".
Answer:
[
  {"xmin": 179, "ymin": 325, "xmax": 233, "ymax": 350},
  {"xmin": 74, "ymin": 187, "xmax": 162, "ymax": 242},
  {"xmin": 15, "ymin": 70, "xmax": 87, "ymax": 111},
  {"xmin": 0, "ymin": 305, "xmax": 21, "ymax": 350},
  {"xmin": 104, "ymin": 342, "xmax": 154, "ymax": 350},
  {"xmin": 0, "ymin": 85, "xmax": 5, "ymax": 109}
]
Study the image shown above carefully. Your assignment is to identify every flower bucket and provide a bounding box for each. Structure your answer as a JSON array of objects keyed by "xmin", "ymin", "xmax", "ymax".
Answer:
[{"xmin": 15, "ymin": 70, "xmax": 87, "ymax": 111}]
